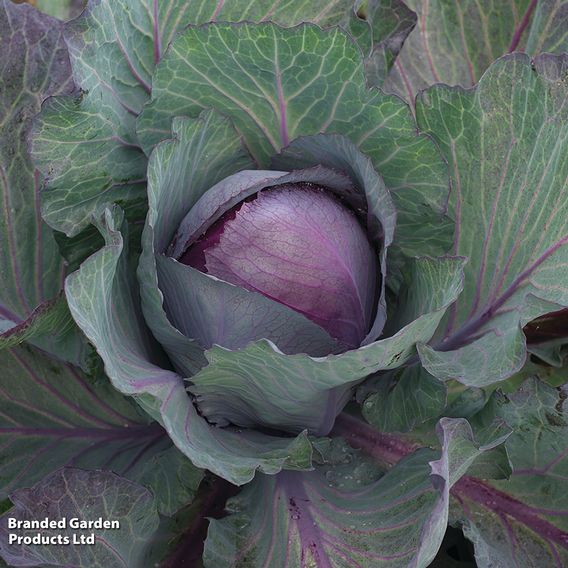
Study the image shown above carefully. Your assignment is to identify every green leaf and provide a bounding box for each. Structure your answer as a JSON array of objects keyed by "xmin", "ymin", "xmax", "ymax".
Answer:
[
  {"xmin": 65, "ymin": 205, "xmax": 314, "ymax": 485},
  {"xmin": 156, "ymin": 247, "xmax": 344, "ymax": 358},
  {"xmin": 0, "ymin": 1, "xmax": 71, "ymax": 329},
  {"xmin": 133, "ymin": 446, "xmax": 204, "ymax": 517},
  {"xmin": 0, "ymin": 343, "xmax": 202, "ymax": 515},
  {"xmin": 189, "ymin": 255, "xmax": 464, "ymax": 436},
  {"xmin": 0, "ymin": 294, "xmax": 88, "ymax": 369},
  {"xmin": 30, "ymin": 0, "xmax": 365, "ymax": 236},
  {"xmin": 31, "ymin": 91, "xmax": 149, "ymax": 237},
  {"xmin": 351, "ymin": 0, "xmax": 417, "ymax": 87},
  {"xmin": 451, "ymin": 378, "xmax": 568, "ymax": 566},
  {"xmin": 384, "ymin": 0, "xmax": 530, "ymax": 103},
  {"xmin": 526, "ymin": 0, "xmax": 568, "ymax": 55},
  {"xmin": 414, "ymin": 54, "xmax": 568, "ymax": 387},
  {"xmin": 69, "ymin": 0, "xmax": 360, "ymax": 119},
  {"xmin": 137, "ymin": 22, "xmax": 369, "ymax": 159},
  {"xmin": 385, "ymin": 0, "xmax": 568, "ymax": 105},
  {"xmin": 139, "ymin": 22, "xmax": 450, "ymax": 261},
  {"xmin": 0, "ymin": 468, "xmax": 160, "ymax": 568},
  {"xmin": 150, "ymin": 477, "xmax": 237, "ymax": 567},
  {"xmin": 139, "ymin": 111, "xmax": 255, "ymax": 378},
  {"xmin": 443, "ymin": 387, "xmax": 487, "ymax": 418},
  {"xmin": 34, "ymin": 0, "xmax": 86, "ymax": 21},
  {"xmin": 360, "ymin": 366, "xmax": 447, "ymax": 433},
  {"xmin": 204, "ymin": 418, "xmax": 506, "ymax": 568}
]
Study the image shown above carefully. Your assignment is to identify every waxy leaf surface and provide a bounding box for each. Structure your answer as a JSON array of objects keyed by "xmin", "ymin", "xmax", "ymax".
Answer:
[
  {"xmin": 415, "ymin": 54, "xmax": 568, "ymax": 386},
  {"xmin": 385, "ymin": 0, "xmax": 568, "ymax": 104},
  {"xmin": 0, "ymin": 469, "xmax": 160, "ymax": 568},
  {"xmin": 0, "ymin": 1, "xmax": 70, "ymax": 333},
  {"xmin": 451, "ymin": 378, "xmax": 568, "ymax": 566},
  {"xmin": 65, "ymin": 206, "xmax": 314, "ymax": 485},
  {"xmin": 30, "ymin": 0, "xmax": 386, "ymax": 236},
  {"xmin": 204, "ymin": 418, "xmax": 507, "ymax": 568},
  {"xmin": 0, "ymin": 344, "xmax": 202, "ymax": 516}
]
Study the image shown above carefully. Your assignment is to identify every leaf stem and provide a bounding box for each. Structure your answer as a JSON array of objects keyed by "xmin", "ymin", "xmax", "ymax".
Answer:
[{"xmin": 508, "ymin": 0, "xmax": 538, "ymax": 52}]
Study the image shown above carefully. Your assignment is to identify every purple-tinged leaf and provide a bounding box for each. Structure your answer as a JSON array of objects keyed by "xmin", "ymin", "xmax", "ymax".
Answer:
[
  {"xmin": 0, "ymin": 343, "xmax": 202, "ymax": 516},
  {"xmin": 139, "ymin": 21, "xmax": 451, "ymax": 265},
  {"xmin": 350, "ymin": 0, "xmax": 417, "ymax": 87},
  {"xmin": 188, "ymin": 255, "xmax": 463, "ymax": 436},
  {"xmin": 204, "ymin": 417, "xmax": 506, "ymax": 568},
  {"xmin": 450, "ymin": 378, "xmax": 568, "ymax": 567},
  {"xmin": 384, "ymin": 0, "xmax": 532, "ymax": 103},
  {"xmin": 65, "ymin": 204, "xmax": 314, "ymax": 485},
  {"xmin": 157, "ymin": 255, "xmax": 345, "ymax": 358},
  {"xmin": 0, "ymin": 468, "xmax": 159, "ymax": 568},
  {"xmin": 30, "ymin": 0, "xmax": 373, "ymax": 237},
  {"xmin": 384, "ymin": 0, "xmax": 568, "ymax": 104},
  {"xmin": 526, "ymin": 0, "xmax": 568, "ymax": 55},
  {"xmin": 339, "ymin": 376, "xmax": 568, "ymax": 567},
  {"xmin": 0, "ymin": 0, "xmax": 71, "ymax": 336},
  {"xmin": 415, "ymin": 54, "xmax": 568, "ymax": 386}
]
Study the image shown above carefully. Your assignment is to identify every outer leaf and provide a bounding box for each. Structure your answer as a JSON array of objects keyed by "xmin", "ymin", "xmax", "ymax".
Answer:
[
  {"xmin": 451, "ymin": 378, "xmax": 568, "ymax": 567},
  {"xmin": 384, "ymin": 0, "xmax": 532, "ymax": 103},
  {"xmin": 139, "ymin": 111, "xmax": 255, "ymax": 377},
  {"xmin": 385, "ymin": 0, "xmax": 568, "ymax": 105},
  {"xmin": 146, "ymin": 477, "xmax": 239, "ymax": 568},
  {"xmin": 189, "ymin": 256, "xmax": 464, "ymax": 436},
  {"xmin": 137, "ymin": 23, "xmax": 369, "ymax": 158},
  {"xmin": 30, "ymin": 0, "xmax": 365, "ymax": 236},
  {"xmin": 31, "ymin": 89, "xmax": 149, "ymax": 237},
  {"xmin": 139, "ymin": 22, "xmax": 451, "ymax": 261},
  {"xmin": 0, "ymin": 295, "xmax": 80, "ymax": 357},
  {"xmin": 204, "ymin": 418, "xmax": 506, "ymax": 568},
  {"xmin": 65, "ymin": 206, "xmax": 314, "ymax": 485},
  {"xmin": 0, "ymin": 468, "xmax": 159, "ymax": 568},
  {"xmin": 359, "ymin": 366, "xmax": 447, "ymax": 433},
  {"xmin": 133, "ymin": 446, "xmax": 204, "ymax": 517},
  {"xmin": 414, "ymin": 54, "xmax": 568, "ymax": 386},
  {"xmin": 0, "ymin": 1, "xmax": 71, "ymax": 329},
  {"xmin": 351, "ymin": 0, "xmax": 417, "ymax": 87},
  {"xmin": 526, "ymin": 0, "xmax": 568, "ymax": 55},
  {"xmin": 69, "ymin": 0, "xmax": 359, "ymax": 118},
  {"xmin": 0, "ymin": 343, "xmax": 202, "ymax": 516}
]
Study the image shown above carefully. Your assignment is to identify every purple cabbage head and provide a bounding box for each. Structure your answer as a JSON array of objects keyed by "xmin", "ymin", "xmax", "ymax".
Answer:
[
  {"xmin": 166, "ymin": 170, "xmax": 381, "ymax": 355},
  {"xmin": 180, "ymin": 182, "xmax": 378, "ymax": 349}
]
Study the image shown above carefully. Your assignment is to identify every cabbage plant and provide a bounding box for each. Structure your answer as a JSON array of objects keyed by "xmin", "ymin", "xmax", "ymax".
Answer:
[{"xmin": 1, "ymin": 0, "xmax": 568, "ymax": 567}]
